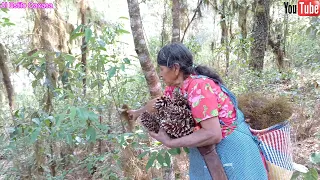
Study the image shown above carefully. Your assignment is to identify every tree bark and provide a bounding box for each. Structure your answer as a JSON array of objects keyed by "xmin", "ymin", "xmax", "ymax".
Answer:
[
  {"xmin": 161, "ymin": 0, "xmax": 169, "ymax": 47},
  {"xmin": 32, "ymin": 0, "xmax": 62, "ymax": 176},
  {"xmin": 127, "ymin": 0, "xmax": 169, "ymax": 179},
  {"xmin": 171, "ymin": 0, "xmax": 180, "ymax": 42},
  {"xmin": 238, "ymin": 0, "xmax": 249, "ymax": 61},
  {"xmin": 127, "ymin": 0, "xmax": 162, "ymax": 99},
  {"xmin": 249, "ymin": 0, "xmax": 269, "ymax": 72},
  {"xmin": 220, "ymin": 0, "xmax": 229, "ymax": 76},
  {"xmin": 268, "ymin": 36, "xmax": 284, "ymax": 71},
  {"xmin": 283, "ymin": 13, "xmax": 288, "ymax": 56},
  {"xmin": 80, "ymin": 0, "xmax": 88, "ymax": 96},
  {"xmin": 0, "ymin": 43, "xmax": 14, "ymax": 111}
]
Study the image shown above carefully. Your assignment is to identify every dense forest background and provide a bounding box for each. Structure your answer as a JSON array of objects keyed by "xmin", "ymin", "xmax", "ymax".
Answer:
[{"xmin": 0, "ymin": 0, "xmax": 319, "ymax": 179}]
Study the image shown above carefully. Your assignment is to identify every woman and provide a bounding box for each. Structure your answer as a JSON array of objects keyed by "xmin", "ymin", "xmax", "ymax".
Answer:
[{"xmin": 128, "ymin": 43, "xmax": 268, "ymax": 180}]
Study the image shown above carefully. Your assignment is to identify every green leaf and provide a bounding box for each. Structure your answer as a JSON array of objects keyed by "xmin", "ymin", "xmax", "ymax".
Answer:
[
  {"xmin": 119, "ymin": 16, "xmax": 129, "ymax": 20},
  {"xmin": 168, "ymin": 148, "xmax": 181, "ymax": 155},
  {"xmin": 138, "ymin": 151, "xmax": 148, "ymax": 160},
  {"xmin": 66, "ymin": 133, "xmax": 73, "ymax": 145},
  {"xmin": 119, "ymin": 134, "xmax": 126, "ymax": 146},
  {"xmin": 183, "ymin": 147, "xmax": 190, "ymax": 154},
  {"xmin": 120, "ymin": 64, "xmax": 125, "ymax": 71},
  {"xmin": 157, "ymin": 153, "xmax": 165, "ymax": 166},
  {"xmin": 85, "ymin": 28, "xmax": 92, "ymax": 42},
  {"xmin": 91, "ymin": 80, "xmax": 98, "ymax": 89},
  {"xmin": 77, "ymin": 108, "xmax": 89, "ymax": 122},
  {"xmin": 70, "ymin": 107, "xmax": 76, "ymax": 121},
  {"xmin": 44, "ymin": 119, "xmax": 51, "ymax": 127},
  {"xmin": 14, "ymin": 110, "xmax": 20, "ymax": 118},
  {"xmin": 32, "ymin": 118, "xmax": 40, "ymax": 125},
  {"xmin": 2, "ymin": 17, "xmax": 9, "ymax": 22},
  {"xmin": 86, "ymin": 126, "xmax": 96, "ymax": 143},
  {"xmin": 30, "ymin": 127, "xmax": 41, "ymax": 143},
  {"xmin": 98, "ymin": 46, "xmax": 107, "ymax": 51},
  {"xmin": 88, "ymin": 111, "xmax": 99, "ymax": 122},
  {"xmin": 146, "ymin": 152, "xmax": 157, "ymax": 171},
  {"xmin": 310, "ymin": 152, "xmax": 320, "ymax": 164},
  {"xmin": 64, "ymin": 54, "xmax": 75, "ymax": 63},
  {"xmin": 303, "ymin": 168, "xmax": 318, "ymax": 180},
  {"xmin": 1, "ymin": 8, "xmax": 9, "ymax": 13},
  {"xmin": 97, "ymin": 39, "xmax": 106, "ymax": 47},
  {"xmin": 70, "ymin": 32, "xmax": 84, "ymax": 41},
  {"xmin": 32, "ymin": 80, "xmax": 37, "ymax": 88},
  {"xmin": 5, "ymin": 22, "xmax": 15, "ymax": 26},
  {"xmin": 123, "ymin": 58, "xmax": 130, "ymax": 64},
  {"xmin": 72, "ymin": 24, "xmax": 83, "ymax": 35},
  {"xmin": 116, "ymin": 28, "xmax": 130, "ymax": 34},
  {"xmin": 55, "ymin": 114, "xmax": 64, "ymax": 128},
  {"xmin": 108, "ymin": 67, "xmax": 117, "ymax": 79},
  {"xmin": 153, "ymin": 141, "xmax": 162, "ymax": 146},
  {"xmin": 164, "ymin": 152, "xmax": 171, "ymax": 167},
  {"xmin": 290, "ymin": 171, "xmax": 301, "ymax": 180}
]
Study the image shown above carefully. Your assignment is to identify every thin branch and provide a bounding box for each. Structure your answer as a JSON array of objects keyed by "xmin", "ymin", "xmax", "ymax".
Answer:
[
  {"xmin": 106, "ymin": 77, "xmax": 126, "ymax": 133},
  {"xmin": 181, "ymin": 0, "xmax": 203, "ymax": 43}
]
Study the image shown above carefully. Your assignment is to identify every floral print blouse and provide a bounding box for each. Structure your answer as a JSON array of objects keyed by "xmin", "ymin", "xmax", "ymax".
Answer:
[{"xmin": 164, "ymin": 74, "xmax": 237, "ymax": 138}]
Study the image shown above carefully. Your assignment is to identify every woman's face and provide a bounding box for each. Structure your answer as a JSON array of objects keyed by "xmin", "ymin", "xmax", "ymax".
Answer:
[{"xmin": 159, "ymin": 65, "xmax": 179, "ymax": 86}]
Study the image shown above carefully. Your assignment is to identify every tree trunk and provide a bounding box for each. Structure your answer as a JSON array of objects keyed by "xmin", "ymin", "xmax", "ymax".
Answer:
[
  {"xmin": 127, "ymin": 0, "xmax": 168, "ymax": 179},
  {"xmin": 171, "ymin": 0, "xmax": 180, "ymax": 42},
  {"xmin": 32, "ymin": 0, "xmax": 69, "ymax": 176},
  {"xmin": 0, "ymin": 43, "xmax": 14, "ymax": 112},
  {"xmin": 40, "ymin": 11, "xmax": 57, "ymax": 178},
  {"xmin": 127, "ymin": 0, "xmax": 162, "ymax": 99},
  {"xmin": 161, "ymin": 0, "xmax": 169, "ymax": 47},
  {"xmin": 220, "ymin": 0, "xmax": 229, "ymax": 76},
  {"xmin": 268, "ymin": 36, "xmax": 284, "ymax": 72},
  {"xmin": 80, "ymin": 0, "xmax": 88, "ymax": 96},
  {"xmin": 238, "ymin": 0, "xmax": 249, "ymax": 61},
  {"xmin": 31, "ymin": 0, "xmax": 74, "ymax": 176},
  {"xmin": 249, "ymin": 0, "xmax": 269, "ymax": 72},
  {"xmin": 283, "ymin": 13, "xmax": 288, "ymax": 56}
]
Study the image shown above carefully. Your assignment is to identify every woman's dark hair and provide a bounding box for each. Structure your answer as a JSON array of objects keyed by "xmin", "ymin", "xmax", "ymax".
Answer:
[{"xmin": 157, "ymin": 42, "xmax": 224, "ymax": 84}]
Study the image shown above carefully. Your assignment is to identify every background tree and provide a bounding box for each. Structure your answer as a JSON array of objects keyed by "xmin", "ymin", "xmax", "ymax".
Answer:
[
  {"xmin": 171, "ymin": 0, "xmax": 181, "ymax": 42},
  {"xmin": 0, "ymin": 43, "xmax": 14, "ymax": 114},
  {"xmin": 127, "ymin": 0, "xmax": 162, "ymax": 99},
  {"xmin": 238, "ymin": 0, "xmax": 250, "ymax": 61},
  {"xmin": 250, "ymin": 0, "xmax": 270, "ymax": 72}
]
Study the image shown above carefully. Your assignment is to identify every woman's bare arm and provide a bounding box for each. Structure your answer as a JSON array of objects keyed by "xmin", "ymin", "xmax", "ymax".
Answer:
[{"xmin": 149, "ymin": 116, "xmax": 222, "ymax": 148}]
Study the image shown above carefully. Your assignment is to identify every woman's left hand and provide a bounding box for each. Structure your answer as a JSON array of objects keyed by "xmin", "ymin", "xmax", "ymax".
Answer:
[{"xmin": 149, "ymin": 129, "xmax": 173, "ymax": 148}]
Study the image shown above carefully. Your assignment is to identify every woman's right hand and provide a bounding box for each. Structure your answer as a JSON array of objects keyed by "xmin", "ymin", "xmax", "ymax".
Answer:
[
  {"xmin": 127, "ymin": 109, "xmax": 141, "ymax": 121},
  {"xmin": 127, "ymin": 97, "xmax": 159, "ymax": 121}
]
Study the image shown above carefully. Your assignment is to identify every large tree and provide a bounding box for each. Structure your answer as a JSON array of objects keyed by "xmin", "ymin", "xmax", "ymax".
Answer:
[
  {"xmin": 0, "ymin": 43, "xmax": 14, "ymax": 113},
  {"xmin": 127, "ymin": 0, "xmax": 177, "ymax": 179},
  {"xmin": 238, "ymin": 0, "xmax": 250, "ymax": 61},
  {"xmin": 171, "ymin": 0, "xmax": 180, "ymax": 42},
  {"xmin": 250, "ymin": 0, "xmax": 270, "ymax": 72},
  {"xmin": 80, "ymin": 0, "xmax": 88, "ymax": 96},
  {"xmin": 127, "ymin": 0, "xmax": 162, "ymax": 99},
  {"xmin": 31, "ymin": 0, "xmax": 73, "ymax": 176}
]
